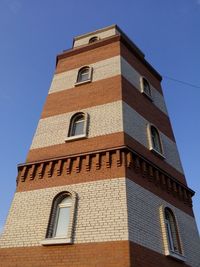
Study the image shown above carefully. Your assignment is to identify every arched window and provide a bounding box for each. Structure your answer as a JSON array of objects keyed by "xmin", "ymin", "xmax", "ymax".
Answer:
[
  {"xmin": 140, "ymin": 77, "xmax": 152, "ymax": 99},
  {"xmin": 164, "ymin": 208, "xmax": 182, "ymax": 254},
  {"xmin": 68, "ymin": 112, "xmax": 87, "ymax": 137},
  {"xmin": 76, "ymin": 66, "xmax": 92, "ymax": 84},
  {"xmin": 42, "ymin": 191, "xmax": 76, "ymax": 245},
  {"xmin": 159, "ymin": 206, "xmax": 185, "ymax": 261},
  {"xmin": 66, "ymin": 112, "xmax": 89, "ymax": 141},
  {"xmin": 148, "ymin": 124, "xmax": 163, "ymax": 156},
  {"xmin": 89, "ymin": 36, "xmax": 98, "ymax": 43}
]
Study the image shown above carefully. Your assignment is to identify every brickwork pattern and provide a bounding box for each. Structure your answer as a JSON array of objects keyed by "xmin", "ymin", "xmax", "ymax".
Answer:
[
  {"xmin": 0, "ymin": 241, "xmax": 130, "ymax": 267},
  {"xmin": 30, "ymin": 101, "xmax": 123, "ymax": 149},
  {"xmin": 49, "ymin": 54, "xmax": 166, "ymax": 116},
  {"xmin": 121, "ymin": 57, "xmax": 168, "ymax": 115},
  {"xmin": 0, "ymin": 241, "xmax": 192, "ymax": 267},
  {"xmin": 126, "ymin": 178, "xmax": 200, "ymax": 267},
  {"xmin": 0, "ymin": 178, "xmax": 128, "ymax": 248},
  {"xmin": 30, "ymin": 100, "xmax": 182, "ymax": 173},
  {"xmin": 123, "ymin": 102, "xmax": 183, "ymax": 173},
  {"xmin": 49, "ymin": 56, "xmax": 120, "ymax": 94}
]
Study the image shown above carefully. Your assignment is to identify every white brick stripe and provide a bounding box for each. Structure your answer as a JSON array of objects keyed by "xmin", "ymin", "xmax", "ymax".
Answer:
[
  {"xmin": 49, "ymin": 56, "xmax": 121, "ymax": 94},
  {"xmin": 74, "ymin": 27, "xmax": 119, "ymax": 47},
  {"xmin": 30, "ymin": 101, "xmax": 123, "ymax": 149},
  {"xmin": 123, "ymin": 102, "xmax": 183, "ymax": 173},
  {"xmin": 126, "ymin": 178, "xmax": 200, "ymax": 267},
  {"xmin": 1, "ymin": 177, "xmax": 199, "ymax": 267},
  {"xmin": 30, "ymin": 100, "xmax": 183, "ymax": 173},
  {"xmin": 120, "ymin": 57, "xmax": 168, "ymax": 115},
  {"xmin": 0, "ymin": 178, "xmax": 128, "ymax": 247},
  {"xmin": 49, "ymin": 55, "xmax": 167, "ymax": 115}
]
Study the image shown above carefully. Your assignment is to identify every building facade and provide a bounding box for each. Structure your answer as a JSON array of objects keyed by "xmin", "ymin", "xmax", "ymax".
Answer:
[{"xmin": 0, "ymin": 25, "xmax": 200, "ymax": 267}]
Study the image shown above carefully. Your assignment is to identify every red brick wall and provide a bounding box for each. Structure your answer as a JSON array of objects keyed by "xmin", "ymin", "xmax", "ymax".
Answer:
[{"xmin": 0, "ymin": 241, "xmax": 191, "ymax": 267}]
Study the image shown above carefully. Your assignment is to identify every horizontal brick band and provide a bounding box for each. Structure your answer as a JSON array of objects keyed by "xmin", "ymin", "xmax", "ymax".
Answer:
[
  {"xmin": 18, "ymin": 147, "xmax": 194, "ymax": 215},
  {"xmin": 27, "ymin": 132, "xmax": 186, "ymax": 183},
  {"xmin": 120, "ymin": 41, "xmax": 163, "ymax": 94},
  {"xmin": 0, "ymin": 241, "xmax": 192, "ymax": 267},
  {"xmin": 124, "ymin": 133, "xmax": 186, "ymax": 184},
  {"xmin": 42, "ymin": 76, "xmax": 121, "ymax": 118},
  {"xmin": 122, "ymin": 77, "xmax": 174, "ymax": 140},
  {"xmin": 130, "ymin": 242, "xmax": 191, "ymax": 267},
  {"xmin": 28, "ymin": 130, "xmax": 124, "ymax": 161},
  {"xmin": 56, "ymin": 37, "xmax": 120, "ymax": 74},
  {"xmin": 41, "ymin": 75, "xmax": 173, "ymax": 142},
  {"xmin": 30, "ymin": 101, "xmax": 182, "ymax": 173}
]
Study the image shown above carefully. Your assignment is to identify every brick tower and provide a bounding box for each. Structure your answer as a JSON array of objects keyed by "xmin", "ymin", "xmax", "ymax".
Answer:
[{"xmin": 0, "ymin": 25, "xmax": 200, "ymax": 267}]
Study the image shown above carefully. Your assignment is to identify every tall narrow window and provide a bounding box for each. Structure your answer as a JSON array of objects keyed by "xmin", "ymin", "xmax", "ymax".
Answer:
[
  {"xmin": 160, "ymin": 206, "xmax": 185, "ymax": 261},
  {"xmin": 66, "ymin": 112, "xmax": 88, "ymax": 141},
  {"xmin": 41, "ymin": 191, "xmax": 76, "ymax": 245},
  {"xmin": 148, "ymin": 125, "xmax": 163, "ymax": 156},
  {"xmin": 164, "ymin": 208, "xmax": 182, "ymax": 254},
  {"xmin": 53, "ymin": 196, "xmax": 72, "ymax": 238},
  {"xmin": 76, "ymin": 66, "xmax": 92, "ymax": 83},
  {"xmin": 140, "ymin": 77, "xmax": 152, "ymax": 99},
  {"xmin": 70, "ymin": 113, "xmax": 85, "ymax": 136}
]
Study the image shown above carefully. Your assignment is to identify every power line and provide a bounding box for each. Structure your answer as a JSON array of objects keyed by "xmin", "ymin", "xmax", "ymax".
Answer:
[{"xmin": 163, "ymin": 76, "xmax": 200, "ymax": 89}]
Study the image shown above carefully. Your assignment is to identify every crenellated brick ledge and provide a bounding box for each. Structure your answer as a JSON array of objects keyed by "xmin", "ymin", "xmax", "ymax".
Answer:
[{"xmin": 17, "ymin": 146, "xmax": 194, "ymax": 206}]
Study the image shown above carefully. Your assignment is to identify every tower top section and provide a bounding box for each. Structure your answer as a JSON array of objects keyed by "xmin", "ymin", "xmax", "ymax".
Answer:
[{"xmin": 58, "ymin": 24, "xmax": 162, "ymax": 81}]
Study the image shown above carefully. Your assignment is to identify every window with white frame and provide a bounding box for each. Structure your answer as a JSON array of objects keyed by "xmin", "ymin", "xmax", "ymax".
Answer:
[
  {"xmin": 41, "ymin": 191, "xmax": 76, "ymax": 245},
  {"xmin": 147, "ymin": 124, "xmax": 164, "ymax": 157},
  {"xmin": 53, "ymin": 196, "xmax": 72, "ymax": 238},
  {"xmin": 76, "ymin": 66, "xmax": 92, "ymax": 84},
  {"xmin": 66, "ymin": 112, "xmax": 88, "ymax": 141},
  {"xmin": 140, "ymin": 77, "xmax": 152, "ymax": 99},
  {"xmin": 160, "ymin": 206, "xmax": 185, "ymax": 261}
]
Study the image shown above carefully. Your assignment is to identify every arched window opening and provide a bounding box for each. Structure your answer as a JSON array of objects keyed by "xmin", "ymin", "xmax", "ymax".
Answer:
[
  {"xmin": 89, "ymin": 36, "xmax": 98, "ymax": 43},
  {"xmin": 141, "ymin": 77, "xmax": 152, "ymax": 99},
  {"xmin": 53, "ymin": 196, "xmax": 72, "ymax": 238},
  {"xmin": 150, "ymin": 125, "xmax": 163, "ymax": 154},
  {"xmin": 46, "ymin": 192, "xmax": 72, "ymax": 240},
  {"xmin": 77, "ymin": 66, "xmax": 91, "ymax": 83},
  {"xmin": 164, "ymin": 208, "xmax": 182, "ymax": 254},
  {"xmin": 69, "ymin": 112, "xmax": 86, "ymax": 137}
]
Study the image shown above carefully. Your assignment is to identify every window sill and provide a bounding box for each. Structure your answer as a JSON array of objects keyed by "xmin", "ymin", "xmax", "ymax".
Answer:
[
  {"xmin": 40, "ymin": 238, "xmax": 72, "ymax": 246},
  {"xmin": 166, "ymin": 250, "xmax": 186, "ymax": 262},
  {"xmin": 75, "ymin": 79, "xmax": 91, "ymax": 86},
  {"xmin": 65, "ymin": 134, "xmax": 87, "ymax": 142},
  {"xmin": 150, "ymin": 148, "xmax": 165, "ymax": 159},
  {"xmin": 141, "ymin": 91, "xmax": 153, "ymax": 101}
]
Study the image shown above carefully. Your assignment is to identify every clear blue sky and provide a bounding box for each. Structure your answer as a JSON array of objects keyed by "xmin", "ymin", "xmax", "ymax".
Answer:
[{"xmin": 0, "ymin": 0, "xmax": 199, "ymax": 234}]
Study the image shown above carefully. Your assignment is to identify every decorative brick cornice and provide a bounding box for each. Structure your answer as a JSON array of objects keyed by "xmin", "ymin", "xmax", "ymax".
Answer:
[{"xmin": 17, "ymin": 146, "xmax": 194, "ymax": 207}]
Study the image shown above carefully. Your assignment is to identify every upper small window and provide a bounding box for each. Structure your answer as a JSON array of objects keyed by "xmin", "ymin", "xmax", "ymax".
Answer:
[
  {"xmin": 89, "ymin": 36, "xmax": 99, "ymax": 43},
  {"xmin": 140, "ymin": 77, "xmax": 152, "ymax": 99},
  {"xmin": 66, "ymin": 112, "xmax": 88, "ymax": 141},
  {"xmin": 148, "ymin": 124, "xmax": 164, "ymax": 157},
  {"xmin": 76, "ymin": 66, "xmax": 92, "ymax": 84}
]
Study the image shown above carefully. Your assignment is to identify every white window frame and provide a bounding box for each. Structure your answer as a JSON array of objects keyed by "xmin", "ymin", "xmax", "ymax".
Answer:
[
  {"xmin": 147, "ymin": 123, "xmax": 165, "ymax": 159},
  {"xmin": 159, "ymin": 206, "xmax": 185, "ymax": 262},
  {"xmin": 52, "ymin": 198, "xmax": 72, "ymax": 238},
  {"xmin": 75, "ymin": 66, "xmax": 93, "ymax": 86},
  {"xmin": 140, "ymin": 76, "xmax": 153, "ymax": 101},
  {"xmin": 41, "ymin": 191, "xmax": 77, "ymax": 246},
  {"xmin": 65, "ymin": 112, "xmax": 89, "ymax": 142}
]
